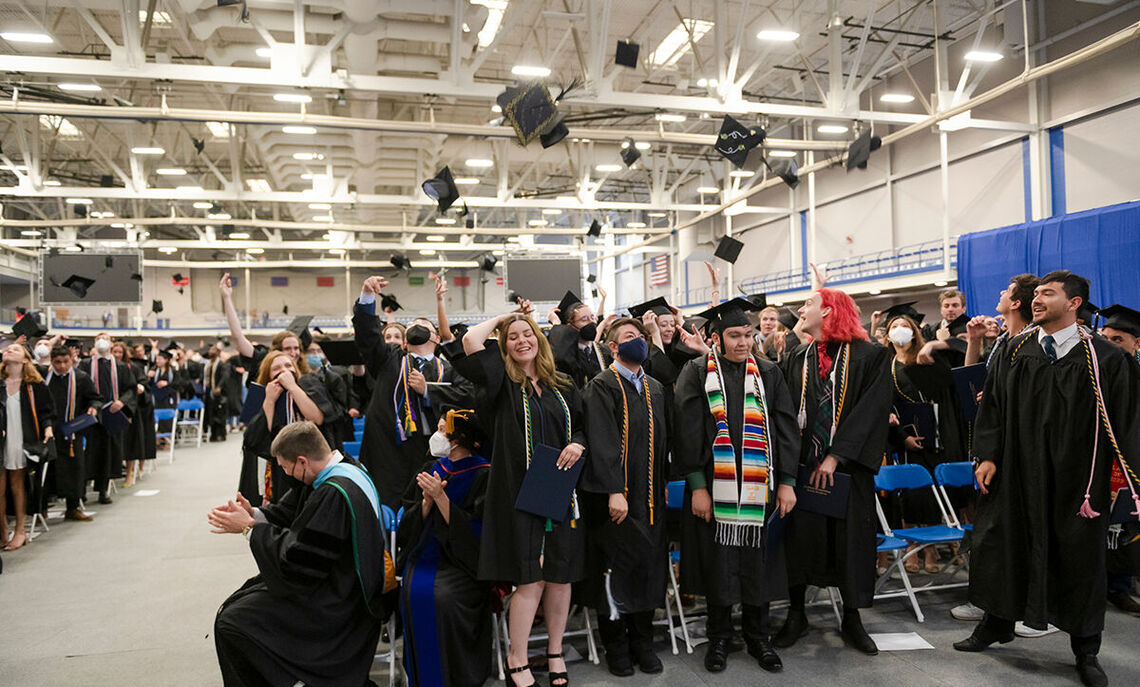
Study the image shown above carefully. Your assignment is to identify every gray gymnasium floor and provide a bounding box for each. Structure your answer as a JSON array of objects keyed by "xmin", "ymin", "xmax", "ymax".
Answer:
[{"xmin": 1, "ymin": 436, "xmax": 1137, "ymax": 687}]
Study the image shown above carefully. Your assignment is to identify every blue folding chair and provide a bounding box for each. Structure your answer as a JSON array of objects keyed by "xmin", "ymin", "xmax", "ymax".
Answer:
[
  {"xmin": 353, "ymin": 417, "xmax": 366, "ymax": 432},
  {"xmin": 661, "ymin": 480, "xmax": 694, "ymax": 654},
  {"xmin": 175, "ymin": 398, "xmax": 205, "ymax": 447},
  {"xmin": 342, "ymin": 441, "xmax": 362, "ymax": 459},
  {"xmin": 933, "ymin": 462, "xmax": 976, "ymax": 531},
  {"xmin": 154, "ymin": 409, "xmax": 177, "ymax": 463},
  {"xmin": 375, "ymin": 503, "xmax": 400, "ymax": 685}
]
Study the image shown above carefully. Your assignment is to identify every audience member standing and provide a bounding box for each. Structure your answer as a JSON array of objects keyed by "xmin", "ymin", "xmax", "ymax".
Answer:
[
  {"xmin": 44, "ymin": 346, "xmax": 100, "ymax": 521},
  {"xmin": 80, "ymin": 333, "xmax": 137, "ymax": 505},
  {"xmin": 1, "ymin": 343, "xmax": 55, "ymax": 551}
]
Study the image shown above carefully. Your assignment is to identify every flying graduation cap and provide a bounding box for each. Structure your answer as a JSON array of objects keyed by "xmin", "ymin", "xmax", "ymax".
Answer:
[
  {"xmin": 713, "ymin": 115, "xmax": 766, "ymax": 168},
  {"xmin": 880, "ymin": 301, "xmax": 925, "ymax": 326},
  {"xmin": 556, "ymin": 290, "xmax": 584, "ymax": 318},
  {"xmin": 497, "ymin": 81, "xmax": 566, "ymax": 148},
  {"xmin": 627, "ymin": 296, "xmax": 673, "ymax": 320},
  {"xmin": 587, "ymin": 219, "xmax": 602, "ymax": 237},
  {"xmin": 152, "ymin": 300, "xmax": 164, "ymax": 314},
  {"xmin": 713, "ymin": 235, "xmax": 745, "ymax": 264},
  {"xmin": 697, "ymin": 297, "xmax": 765, "ymax": 335},
  {"xmin": 615, "ymin": 40, "xmax": 640, "ymax": 68},
  {"xmin": 422, "ymin": 166, "xmax": 467, "ymax": 215},
  {"xmin": 846, "ymin": 128, "xmax": 883, "ymax": 171},
  {"xmin": 59, "ymin": 274, "xmax": 96, "ymax": 299},
  {"xmin": 286, "ymin": 315, "xmax": 314, "ymax": 350},
  {"xmin": 12, "ymin": 311, "xmax": 48, "ymax": 340},
  {"xmin": 763, "ymin": 156, "xmax": 799, "ymax": 188},
  {"xmin": 1099, "ymin": 304, "xmax": 1140, "ymax": 336},
  {"xmin": 380, "ymin": 293, "xmax": 402, "ymax": 313}
]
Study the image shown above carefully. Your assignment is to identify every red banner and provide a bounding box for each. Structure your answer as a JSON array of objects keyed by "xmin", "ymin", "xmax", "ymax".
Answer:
[
  {"xmin": 453, "ymin": 276, "xmax": 471, "ymax": 287},
  {"xmin": 316, "ymin": 276, "xmax": 335, "ymax": 287}
]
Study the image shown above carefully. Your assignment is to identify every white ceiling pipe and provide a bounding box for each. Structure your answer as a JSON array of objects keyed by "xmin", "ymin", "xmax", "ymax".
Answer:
[{"xmin": 185, "ymin": 8, "xmax": 456, "ymax": 43}]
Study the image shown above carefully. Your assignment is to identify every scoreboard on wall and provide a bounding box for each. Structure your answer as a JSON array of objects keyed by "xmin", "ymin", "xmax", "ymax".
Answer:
[{"xmin": 39, "ymin": 250, "xmax": 144, "ymax": 306}]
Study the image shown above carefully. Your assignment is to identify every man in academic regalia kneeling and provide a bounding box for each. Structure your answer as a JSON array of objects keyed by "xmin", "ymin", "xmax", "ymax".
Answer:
[{"xmin": 209, "ymin": 421, "xmax": 391, "ymax": 687}]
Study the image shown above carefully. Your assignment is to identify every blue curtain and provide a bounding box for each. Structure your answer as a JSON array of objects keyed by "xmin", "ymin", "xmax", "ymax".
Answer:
[{"xmin": 957, "ymin": 200, "xmax": 1140, "ymax": 314}]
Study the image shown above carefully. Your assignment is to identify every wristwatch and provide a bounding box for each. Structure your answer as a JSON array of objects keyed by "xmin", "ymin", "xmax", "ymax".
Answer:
[{"xmin": 242, "ymin": 524, "xmax": 254, "ymax": 540}]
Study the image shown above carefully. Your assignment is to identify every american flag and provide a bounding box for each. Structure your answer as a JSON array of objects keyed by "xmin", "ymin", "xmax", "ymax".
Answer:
[{"xmin": 649, "ymin": 254, "xmax": 669, "ymax": 286}]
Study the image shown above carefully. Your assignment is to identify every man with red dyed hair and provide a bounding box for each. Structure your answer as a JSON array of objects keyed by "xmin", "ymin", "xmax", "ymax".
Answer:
[{"xmin": 774, "ymin": 289, "xmax": 892, "ymax": 655}]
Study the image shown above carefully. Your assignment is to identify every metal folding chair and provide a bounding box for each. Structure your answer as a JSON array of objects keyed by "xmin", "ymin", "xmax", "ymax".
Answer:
[
  {"xmin": 175, "ymin": 399, "xmax": 205, "ymax": 448},
  {"xmin": 154, "ymin": 408, "xmax": 177, "ymax": 463}
]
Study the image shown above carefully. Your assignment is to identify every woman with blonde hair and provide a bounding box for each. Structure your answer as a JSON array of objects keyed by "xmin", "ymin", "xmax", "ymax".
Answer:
[
  {"xmin": 1, "ymin": 343, "xmax": 55, "ymax": 550},
  {"xmin": 458, "ymin": 304, "xmax": 587, "ymax": 687},
  {"xmin": 237, "ymin": 350, "xmax": 335, "ymax": 506}
]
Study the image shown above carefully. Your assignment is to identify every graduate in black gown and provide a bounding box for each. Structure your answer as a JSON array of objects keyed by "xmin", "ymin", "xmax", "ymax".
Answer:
[
  {"xmin": 210, "ymin": 420, "xmax": 389, "ymax": 687},
  {"xmin": 353, "ymin": 276, "xmax": 472, "ymax": 507},
  {"xmin": 44, "ymin": 346, "xmax": 101, "ymax": 520},
  {"xmin": 955, "ymin": 272, "xmax": 1140, "ymax": 687},
  {"xmin": 239, "ymin": 351, "xmax": 337, "ymax": 507},
  {"xmin": 456, "ymin": 305, "xmax": 587, "ymax": 687},
  {"xmin": 674, "ymin": 299, "xmax": 801, "ymax": 673},
  {"xmin": 398, "ymin": 408, "xmax": 493, "ymax": 687},
  {"xmin": 776, "ymin": 289, "xmax": 892, "ymax": 655},
  {"xmin": 201, "ymin": 344, "xmax": 231, "ymax": 443},
  {"xmin": 115, "ymin": 342, "xmax": 153, "ymax": 487},
  {"xmin": 79, "ymin": 334, "xmax": 137, "ymax": 504},
  {"xmin": 219, "ymin": 272, "xmax": 312, "ymax": 395},
  {"xmin": 547, "ymin": 291, "xmax": 611, "ymax": 388},
  {"xmin": 581, "ymin": 317, "xmax": 670, "ymax": 677}
]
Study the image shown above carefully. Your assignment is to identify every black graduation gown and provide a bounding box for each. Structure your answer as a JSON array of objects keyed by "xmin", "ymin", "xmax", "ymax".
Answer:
[
  {"xmin": 127, "ymin": 359, "xmax": 157, "ymax": 460},
  {"xmin": 580, "ymin": 368, "xmax": 669, "ymax": 614},
  {"xmin": 45, "ymin": 370, "xmax": 101, "ymax": 502},
  {"xmin": 353, "ymin": 299, "xmax": 473, "ymax": 507},
  {"xmin": 923, "ymin": 314, "xmax": 970, "ymax": 367},
  {"xmin": 673, "ymin": 354, "xmax": 801, "ymax": 607},
  {"xmin": 312, "ymin": 363, "xmax": 351, "ymax": 448},
  {"xmin": 151, "ymin": 367, "xmax": 179, "ymax": 410},
  {"xmin": 548, "ymin": 323, "xmax": 609, "ymax": 388},
  {"xmin": 780, "ymin": 340, "xmax": 892, "ymax": 608},
  {"xmin": 969, "ymin": 330, "xmax": 1140, "ymax": 636},
  {"xmin": 215, "ymin": 465, "xmax": 386, "ymax": 687},
  {"xmin": 238, "ymin": 375, "xmax": 337, "ymax": 506},
  {"xmin": 451, "ymin": 347, "xmax": 587, "ymax": 584},
  {"xmin": 1, "ymin": 381, "xmax": 56, "ymax": 514},
  {"xmin": 398, "ymin": 456, "xmax": 492, "ymax": 687},
  {"xmin": 80, "ymin": 356, "xmax": 138, "ymax": 484},
  {"xmin": 223, "ymin": 360, "xmax": 245, "ymax": 418}
]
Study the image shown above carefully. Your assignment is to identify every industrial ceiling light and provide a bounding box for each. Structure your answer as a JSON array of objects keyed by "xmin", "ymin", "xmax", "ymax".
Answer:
[
  {"xmin": 43, "ymin": 180, "xmax": 61, "ymax": 186},
  {"xmin": 647, "ymin": 212, "xmax": 667, "ymax": 218},
  {"xmin": 655, "ymin": 113, "xmax": 686, "ymax": 123},
  {"xmin": 635, "ymin": 141, "xmax": 652, "ymax": 150},
  {"xmin": 419, "ymin": 249, "xmax": 438, "ymax": 256},
  {"xmin": 649, "ymin": 19, "xmax": 714, "ymax": 67},
  {"xmin": 465, "ymin": 158, "xmax": 494, "ymax": 168},
  {"xmin": 292, "ymin": 152, "xmax": 324, "ymax": 160},
  {"xmin": 426, "ymin": 235, "xmax": 446, "ymax": 242},
  {"xmin": 1, "ymin": 31, "xmax": 53, "ymax": 43},
  {"xmin": 729, "ymin": 170, "xmax": 755, "ymax": 178},
  {"xmin": 208, "ymin": 212, "xmax": 232, "ymax": 220},
  {"xmin": 58, "ymin": 82, "xmax": 102, "ymax": 92},
  {"xmin": 817, "ymin": 124, "xmax": 849, "ymax": 135},
  {"xmin": 511, "ymin": 65, "xmax": 551, "ymax": 77},
  {"xmin": 880, "ymin": 93, "xmax": 915, "ymax": 104},
  {"xmin": 627, "ymin": 221, "xmax": 647, "ymax": 228},
  {"xmin": 193, "ymin": 201, "xmax": 213, "ymax": 209},
  {"xmin": 453, "ymin": 177, "xmax": 480, "ymax": 185},
  {"xmin": 274, "ymin": 92, "xmax": 313, "ymax": 104},
  {"xmin": 528, "ymin": 219, "xmax": 549, "ymax": 227},
  {"xmin": 756, "ymin": 29, "xmax": 799, "ymax": 42},
  {"xmin": 245, "ymin": 178, "xmax": 272, "ymax": 193},
  {"xmin": 158, "ymin": 246, "xmax": 178, "ymax": 254},
  {"xmin": 255, "ymin": 47, "xmax": 272, "ymax": 58},
  {"xmin": 65, "ymin": 197, "xmax": 93, "ymax": 205},
  {"xmin": 434, "ymin": 218, "xmax": 457, "ymax": 225},
  {"xmin": 595, "ymin": 163, "xmax": 622, "ymax": 173},
  {"xmin": 329, "ymin": 248, "xmax": 347, "ymax": 255},
  {"xmin": 21, "ymin": 230, "xmax": 43, "ymax": 237},
  {"xmin": 282, "ymin": 125, "xmax": 318, "ymax": 135},
  {"xmin": 767, "ymin": 150, "xmax": 797, "ymax": 158},
  {"xmin": 156, "ymin": 168, "xmax": 187, "ymax": 175},
  {"xmin": 964, "ymin": 50, "xmax": 1002, "ymax": 62},
  {"xmin": 229, "ymin": 232, "xmax": 250, "ymax": 239},
  {"xmin": 247, "ymin": 247, "xmax": 265, "ymax": 254},
  {"xmin": 132, "ymin": 146, "xmax": 165, "ymax": 155}
]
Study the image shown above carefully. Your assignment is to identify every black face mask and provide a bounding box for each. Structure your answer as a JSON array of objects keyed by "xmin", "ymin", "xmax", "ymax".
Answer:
[
  {"xmin": 406, "ymin": 325, "xmax": 432, "ymax": 346},
  {"xmin": 579, "ymin": 322, "xmax": 598, "ymax": 341}
]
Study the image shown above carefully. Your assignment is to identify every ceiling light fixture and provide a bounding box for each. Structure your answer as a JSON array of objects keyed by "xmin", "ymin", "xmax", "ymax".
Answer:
[
  {"xmin": 595, "ymin": 164, "xmax": 622, "ymax": 173},
  {"xmin": 880, "ymin": 93, "xmax": 915, "ymax": 104},
  {"xmin": 767, "ymin": 150, "xmax": 797, "ymax": 158},
  {"xmin": 756, "ymin": 29, "xmax": 799, "ymax": 42},
  {"xmin": 528, "ymin": 219, "xmax": 549, "ymax": 227},
  {"xmin": 208, "ymin": 212, "xmax": 232, "ymax": 220},
  {"xmin": 229, "ymin": 232, "xmax": 250, "ymax": 239},
  {"xmin": 131, "ymin": 146, "xmax": 165, "ymax": 155},
  {"xmin": 158, "ymin": 246, "xmax": 178, "ymax": 254},
  {"xmin": 465, "ymin": 158, "xmax": 494, "ymax": 168},
  {"xmin": 206, "ymin": 121, "xmax": 231, "ymax": 138},
  {"xmin": 655, "ymin": 112, "xmax": 686, "ymax": 123},
  {"xmin": 648, "ymin": 19, "xmax": 714, "ymax": 67},
  {"xmin": 627, "ymin": 221, "xmax": 646, "ymax": 228},
  {"xmin": 193, "ymin": 201, "xmax": 213, "ymax": 209},
  {"xmin": 729, "ymin": 170, "xmax": 755, "ymax": 178},
  {"xmin": 647, "ymin": 211, "xmax": 667, "ymax": 217},
  {"xmin": 292, "ymin": 152, "xmax": 324, "ymax": 161},
  {"xmin": 426, "ymin": 235, "xmax": 446, "ymax": 241},
  {"xmin": 247, "ymin": 247, "xmax": 265, "ymax": 254},
  {"xmin": 453, "ymin": 177, "xmax": 480, "ymax": 185},
  {"xmin": 511, "ymin": 65, "xmax": 551, "ymax": 77},
  {"xmin": 434, "ymin": 218, "xmax": 457, "ymax": 225},
  {"xmin": 274, "ymin": 92, "xmax": 312, "ymax": 104},
  {"xmin": 308, "ymin": 203, "xmax": 332, "ymax": 210},
  {"xmin": 156, "ymin": 168, "xmax": 187, "ymax": 176},
  {"xmin": 65, "ymin": 198, "xmax": 93, "ymax": 205},
  {"xmin": 329, "ymin": 248, "xmax": 346, "ymax": 255},
  {"xmin": 868, "ymin": 289, "xmax": 882, "ymax": 295},
  {"xmin": 282, "ymin": 125, "xmax": 318, "ymax": 135},
  {"xmin": 58, "ymin": 82, "xmax": 102, "ymax": 92},
  {"xmin": 245, "ymin": 178, "xmax": 272, "ymax": 193},
  {"xmin": 816, "ymin": 124, "xmax": 849, "ymax": 134},
  {"xmin": 255, "ymin": 47, "xmax": 272, "ymax": 58},
  {"xmin": 1, "ymin": 31, "xmax": 53, "ymax": 44},
  {"xmin": 63, "ymin": 245, "xmax": 82, "ymax": 252},
  {"xmin": 934, "ymin": 280, "xmax": 949, "ymax": 287},
  {"xmin": 43, "ymin": 180, "xmax": 61, "ymax": 186},
  {"xmin": 964, "ymin": 50, "xmax": 1003, "ymax": 63},
  {"xmin": 634, "ymin": 141, "xmax": 652, "ymax": 150},
  {"xmin": 20, "ymin": 230, "xmax": 42, "ymax": 237},
  {"xmin": 419, "ymin": 248, "xmax": 438, "ymax": 256}
]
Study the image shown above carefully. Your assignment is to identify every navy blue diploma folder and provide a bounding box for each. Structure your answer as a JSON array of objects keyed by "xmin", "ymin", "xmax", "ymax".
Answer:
[
  {"xmin": 514, "ymin": 443, "xmax": 584, "ymax": 523},
  {"xmin": 100, "ymin": 402, "xmax": 130, "ymax": 436},
  {"xmin": 953, "ymin": 363, "xmax": 988, "ymax": 422},
  {"xmin": 794, "ymin": 464, "xmax": 851, "ymax": 519},
  {"xmin": 62, "ymin": 413, "xmax": 97, "ymax": 437},
  {"xmin": 239, "ymin": 383, "xmax": 266, "ymax": 424}
]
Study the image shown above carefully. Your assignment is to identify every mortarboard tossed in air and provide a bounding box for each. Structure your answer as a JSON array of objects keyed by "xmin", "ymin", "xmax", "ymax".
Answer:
[
  {"xmin": 130, "ymin": 273, "xmax": 143, "ymax": 282},
  {"xmin": 620, "ymin": 138, "xmax": 641, "ymax": 167},
  {"xmin": 497, "ymin": 81, "xmax": 563, "ymax": 148},
  {"xmin": 318, "ymin": 339, "xmax": 364, "ymax": 367},
  {"xmin": 697, "ymin": 297, "xmax": 765, "ymax": 336},
  {"xmin": 286, "ymin": 315, "xmax": 314, "ymax": 350},
  {"xmin": 845, "ymin": 128, "xmax": 883, "ymax": 171},
  {"xmin": 587, "ymin": 219, "xmax": 602, "ymax": 238},
  {"xmin": 714, "ymin": 115, "xmax": 767, "ymax": 168},
  {"xmin": 60, "ymin": 274, "xmax": 96, "ymax": 299},
  {"xmin": 12, "ymin": 311, "xmax": 48, "ymax": 339},
  {"xmin": 152, "ymin": 300, "xmax": 164, "ymax": 314},
  {"xmin": 881, "ymin": 301, "xmax": 925, "ymax": 326},
  {"xmin": 764, "ymin": 156, "xmax": 800, "ymax": 188},
  {"xmin": 614, "ymin": 40, "xmax": 640, "ymax": 68},
  {"xmin": 556, "ymin": 290, "xmax": 584, "ymax": 319},
  {"xmin": 422, "ymin": 166, "xmax": 467, "ymax": 215},
  {"xmin": 744, "ymin": 293, "xmax": 768, "ymax": 310},
  {"xmin": 713, "ymin": 235, "xmax": 744, "ymax": 264},
  {"xmin": 777, "ymin": 307, "xmax": 800, "ymax": 331},
  {"xmin": 1099, "ymin": 304, "xmax": 1140, "ymax": 337},
  {"xmin": 380, "ymin": 293, "xmax": 402, "ymax": 313},
  {"xmin": 628, "ymin": 296, "xmax": 673, "ymax": 320},
  {"xmin": 390, "ymin": 255, "xmax": 412, "ymax": 271}
]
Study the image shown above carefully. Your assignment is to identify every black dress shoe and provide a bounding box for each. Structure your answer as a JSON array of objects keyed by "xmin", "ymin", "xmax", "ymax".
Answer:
[
  {"xmin": 97, "ymin": 493, "xmax": 113, "ymax": 505},
  {"xmin": 604, "ymin": 651, "xmax": 634, "ymax": 678},
  {"xmin": 725, "ymin": 635, "xmax": 745, "ymax": 653},
  {"xmin": 704, "ymin": 638, "xmax": 730, "ymax": 673},
  {"xmin": 631, "ymin": 643, "xmax": 663, "ymax": 674},
  {"xmin": 953, "ymin": 623, "xmax": 1015, "ymax": 652},
  {"xmin": 773, "ymin": 609, "xmax": 809, "ymax": 648},
  {"xmin": 1107, "ymin": 589, "xmax": 1140, "ymax": 617},
  {"xmin": 840, "ymin": 614, "xmax": 879, "ymax": 655},
  {"xmin": 1076, "ymin": 655, "xmax": 1108, "ymax": 687},
  {"xmin": 746, "ymin": 637, "xmax": 783, "ymax": 672}
]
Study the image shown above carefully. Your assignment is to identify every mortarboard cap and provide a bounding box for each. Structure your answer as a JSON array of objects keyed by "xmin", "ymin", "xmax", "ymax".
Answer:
[
  {"xmin": 380, "ymin": 293, "xmax": 402, "ymax": 313},
  {"xmin": 152, "ymin": 300, "xmax": 164, "ymax": 314},
  {"xmin": 172, "ymin": 273, "xmax": 184, "ymax": 282},
  {"xmin": 586, "ymin": 274, "xmax": 597, "ymax": 284},
  {"xmin": 697, "ymin": 297, "xmax": 764, "ymax": 335},
  {"xmin": 714, "ymin": 115, "xmax": 766, "ymax": 168},
  {"xmin": 556, "ymin": 290, "xmax": 583, "ymax": 318},
  {"xmin": 764, "ymin": 156, "xmax": 799, "ymax": 188},
  {"xmin": 130, "ymin": 273, "xmax": 143, "ymax": 282},
  {"xmin": 390, "ymin": 255, "xmax": 412, "ymax": 271},
  {"xmin": 12, "ymin": 312, "xmax": 48, "ymax": 340},
  {"xmin": 539, "ymin": 115, "xmax": 569, "ymax": 149},
  {"xmin": 845, "ymin": 129, "xmax": 883, "ymax": 171},
  {"xmin": 628, "ymin": 296, "xmax": 672, "ymax": 320},
  {"xmin": 286, "ymin": 315, "xmax": 314, "ymax": 350},
  {"xmin": 1099, "ymin": 304, "xmax": 1140, "ymax": 337},
  {"xmin": 620, "ymin": 139, "xmax": 641, "ymax": 167},
  {"xmin": 422, "ymin": 166, "xmax": 462, "ymax": 214},
  {"xmin": 318, "ymin": 339, "xmax": 364, "ymax": 367},
  {"xmin": 506, "ymin": 289, "xmax": 521, "ymax": 304},
  {"xmin": 61, "ymin": 274, "xmax": 96, "ymax": 299},
  {"xmin": 713, "ymin": 235, "xmax": 744, "ymax": 264},
  {"xmin": 497, "ymin": 82, "xmax": 562, "ymax": 147},
  {"xmin": 104, "ymin": 256, "xmax": 114, "ymax": 268},
  {"xmin": 1077, "ymin": 300, "xmax": 1100, "ymax": 325},
  {"xmin": 587, "ymin": 219, "xmax": 602, "ymax": 238},
  {"xmin": 156, "ymin": 347, "xmax": 173, "ymax": 359},
  {"xmin": 881, "ymin": 301, "xmax": 925, "ymax": 326},
  {"xmin": 614, "ymin": 40, "xmax": 640, "ymax": 68},
  {"xmin": 744, "ymin": 293, "xmax": 768, "ymax": 310},
  {"xmin": 777, "ymin": 307, "xmax": 800, "ymax": 331}
]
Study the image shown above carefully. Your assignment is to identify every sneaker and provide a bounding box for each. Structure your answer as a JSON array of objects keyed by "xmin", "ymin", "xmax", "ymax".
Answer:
[
  {"xmin": 1015, "ymin": 622, "xmax": 1059, "ymax": 638},
  {"xmin": 951, "ymin": 602, "xmax": 985, "ymax": 621}
]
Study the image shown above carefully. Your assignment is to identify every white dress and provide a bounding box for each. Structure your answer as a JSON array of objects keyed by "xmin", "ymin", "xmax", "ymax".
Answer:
[{"xmin": 4, "ymin": 389, "xmax": 25, "ymax": 470}]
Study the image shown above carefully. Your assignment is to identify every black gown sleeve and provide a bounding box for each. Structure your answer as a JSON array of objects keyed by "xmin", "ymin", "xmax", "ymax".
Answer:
[
  {"xmin": 451, "ymin": 347, "xmax": 508, "ymax": 403},
  {"xmin": 973, "ymin": 333, "xmax": 1016, "ymax": 466},
  {"xmin": 439, "ymin": 468, "xmax": 489, "ymax": 578},
  {"xmin": 249, "ymin": 486, "xmax": 350, "ymax": 596},
  {"xmin": 297, "ymin": 375, "xmax": 336, "ymax": 426},
  {"xmin": 259, "ymin": 486, "xmax": 304, "ymax": 527},
  {"xmin": 673, "ymin": 359, "xmax": 711, "ymax": 480},
  {"xmin": 762, "ymin": 363, "xmax": 801, "ymax": 483},
  {"xmin": 547, "ymin": 324, "xmax": 582, "ymax": 381},
  {"xmin": 352, "ymin": 301, "xmax": 396, "ymax": 375},
  {"xmin": 581, "ymin": 375, "xmax": 624, "ymax": 494},
  {"xmin": 77, "ymin": 372, "xmax": 102, "ymax": 412},
  {"xmin": 565, "ymin": 383, "xmax": 588, "ymax": 449},
  {"xmin": 116, "ymin": 362, "xmax": 138, "ymax": 416},
  {"xmin": 828, "ymin": 343, "xmax": 892, "ymax": 472}
]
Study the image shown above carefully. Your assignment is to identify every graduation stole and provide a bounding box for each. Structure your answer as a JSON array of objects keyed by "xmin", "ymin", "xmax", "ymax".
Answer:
[
  {"xmin": 91, "ymin": 356, "xmax": 119, "ymax": 400},
  {"xmin": 796, "ymin": 342, "xmax": 851, "ymax": 437},
  {"xmin": 704, "ymin": 351, "xmax": 769, "ymax": 547},
  {"xmin": 393, "ymin": 355, "xmax": 443, "ymax": 443},
  {"xmin": 47, "ymin": 370, "xmax": 79, "ymax": 452},
  {"xmin": 609, "ymin": 365, "xmax": 656, "ymax": 525},
  {"xmin": 521, "ymin": 382, "xmax": 579, "ymax": 527}
]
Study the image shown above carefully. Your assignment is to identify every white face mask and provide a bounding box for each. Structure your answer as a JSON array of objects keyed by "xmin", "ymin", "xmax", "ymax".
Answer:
[
  {"xmin": 428, "ymin": 431, "xmax": 452, "ymax": 458},
  {"xmin": 94, "ymin": 338, "xmax": 111, "ymax": 354},
  {"xmin": 34, "ymin": 344, "xmax": 50, "ymax": 360},
  {"xmin": 888, "ymin": 326, "xmax": 915, "ymax": 346}
]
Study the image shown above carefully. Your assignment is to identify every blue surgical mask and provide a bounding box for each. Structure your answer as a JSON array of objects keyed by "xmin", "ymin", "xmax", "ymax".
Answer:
[
  {"xmin": 306, "ymin": 354, "xmax": 324, "ymax": 368},
  {"xmin": 616, "ymin": 337, "xmax": 649, "ymax": 364}
]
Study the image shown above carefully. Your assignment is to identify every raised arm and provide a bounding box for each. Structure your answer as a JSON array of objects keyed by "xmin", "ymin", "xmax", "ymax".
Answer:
[
  {"xmin": 220, "ymin": 273, "xmax": 255, "ymax": 359},
  {"xmin": 352, "ymin": 275, "xmax": 394, "ymax": 373},
  {"xmin": 462, "ymin": 312, "xmax": 510, "ymax": 355},
  {"xmin": 431, "ymin": 272, "xmax": 453, "ymax": 342}
]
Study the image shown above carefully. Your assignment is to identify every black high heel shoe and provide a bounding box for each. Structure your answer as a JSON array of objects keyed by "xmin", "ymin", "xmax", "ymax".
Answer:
[
  {"xmin": 507, "ymin": 661, "xmax": 536, "ymax": 687},
  {"xmin": 546, "ymin": 651, "xmax": 569, "ymax": 687}
]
